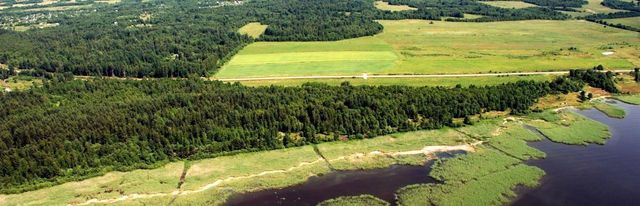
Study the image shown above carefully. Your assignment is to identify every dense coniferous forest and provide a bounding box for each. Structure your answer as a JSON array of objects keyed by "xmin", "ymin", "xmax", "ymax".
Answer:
[
  {"xmin": 0, "ymin": 77, "xmax": 585, "ymax": 193},
  {"xmin": 569, "ymin": 69, "xmax": 620, "ymax": 93},
  {"xmin": 523, "ymin": 0, "xmax": 587, "ymax": 8},
  {"xmin": 0, "ymin": 0, "xmax": 569, "ymax": 78},
  {"xmin": 602, "ymin": 0, "xmax": 640, "ymax": 12}
]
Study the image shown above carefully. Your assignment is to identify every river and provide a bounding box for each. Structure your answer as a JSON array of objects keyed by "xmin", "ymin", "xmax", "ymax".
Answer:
[{"xmin": 513, "ymin": 100, "xmax": 640, "ymax": 206}]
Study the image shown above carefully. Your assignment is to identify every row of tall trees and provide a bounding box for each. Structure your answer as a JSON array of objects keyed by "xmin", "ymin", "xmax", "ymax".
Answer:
[
  {"xmin": 0, "ymin": 77, "xmax": 584, "ymax": 193},
  {"xmin": 568, "ymin": 69, "xmax": 619, "ymax": 93}
]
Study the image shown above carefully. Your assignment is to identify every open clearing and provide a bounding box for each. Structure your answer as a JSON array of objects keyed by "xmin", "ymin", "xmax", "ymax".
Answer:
[
  {"xmin": 479, "ymin": 1, "xmax": 537, "ymax": 9},
  {"xmin": 580, "ymin": 0, "xmax": 625, "ymax": 14},
  {"xmin": 374, "ymin": 1, "xmax": 417, "ymax": 11},
  {"xmin": 217, "ymin": 20, "xmax": 640, "ymax": 79},
  {"xmin": 238, "ymin": 22, "xmax": 268, "ymax": 38},
  {"xmin": 605, "ymin": 16, "xmax": 640, "ymax": 29}
]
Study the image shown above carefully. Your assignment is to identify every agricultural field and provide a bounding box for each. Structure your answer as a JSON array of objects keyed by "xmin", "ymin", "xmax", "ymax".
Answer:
[
  {"xmin": 479, "ymin": 1, "xmax": 538, "ymax": 9},
  {"xmin": 374, "ymin": 1, "xmax": 417, "ymax": 11},
  {"xmin": 238, "ymin": 22, "xmax": 268, "ymax": 38},
  {"xmin": 217, "ymin": 20, "xmax": 640, "ymax": 79}
]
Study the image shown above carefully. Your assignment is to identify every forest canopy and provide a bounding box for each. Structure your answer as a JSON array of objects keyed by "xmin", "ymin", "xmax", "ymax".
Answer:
[
  {"xmin": 0, "ymin": 76, "xmax": 587, "ymax": 193},
  {"xmin": 0, "ymin": 0, "xmax": 569, "ymax": 78}
]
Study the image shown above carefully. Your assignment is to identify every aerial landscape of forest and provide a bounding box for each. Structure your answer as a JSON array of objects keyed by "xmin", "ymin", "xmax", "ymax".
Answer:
[{"xmin": 0, "ymin": 0, "xmax": 639, "ymax": 205}]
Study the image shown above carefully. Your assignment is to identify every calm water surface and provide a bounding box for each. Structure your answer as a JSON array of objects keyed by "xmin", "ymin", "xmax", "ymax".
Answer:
[
  {"xmin": 224, "ymin": 152, "xmax": 463, "ymax": 206},
  {"xmin": 513, "ymin": 100, "xmax": 640, "ymax": 206}
]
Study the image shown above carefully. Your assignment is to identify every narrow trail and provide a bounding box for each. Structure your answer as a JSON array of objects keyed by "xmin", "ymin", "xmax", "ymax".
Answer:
[
  {"xmin": 167, "ymin": 161, "xmax": 190, "ymax": 206},
  {"xmin": 312, "ymin": 145, "xmax": 335, "ymax": 170},
  {"xmin": 69, "ymin": 142, "xmax": 482, "ymax": 206}
]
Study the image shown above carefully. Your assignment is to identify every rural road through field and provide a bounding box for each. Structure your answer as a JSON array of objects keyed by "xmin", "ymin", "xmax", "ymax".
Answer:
[{"xmin": 215, "ymin": 70, "xmax": 634, "ymax": 81}]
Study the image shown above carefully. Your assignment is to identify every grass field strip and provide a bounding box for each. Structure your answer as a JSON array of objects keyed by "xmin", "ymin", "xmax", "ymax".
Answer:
[
  {"xmin": 70, "ymin": 142, "xmax": 482, "ymax": 206},
  {"xmin": 216, "ymin": 70, "xmax": 633, "ymax": 81}
]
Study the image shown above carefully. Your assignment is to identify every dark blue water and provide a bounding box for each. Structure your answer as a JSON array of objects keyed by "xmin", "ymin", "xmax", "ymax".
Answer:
[
  {"xmin": 513, "ymin": 101, "xmax": 640, "ymax": 206},
  {"xmin": 224, "ymin": 151, "xmax": 464, "ymax": 206}
]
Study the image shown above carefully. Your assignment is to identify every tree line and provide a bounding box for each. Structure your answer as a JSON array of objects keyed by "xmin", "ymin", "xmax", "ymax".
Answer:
[{"xmin": 0, "ymin": 76, "xmax": 585, "ymax": 193}]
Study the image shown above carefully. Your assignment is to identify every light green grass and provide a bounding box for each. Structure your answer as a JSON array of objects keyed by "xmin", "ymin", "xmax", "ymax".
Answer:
[
  {"xmin": 479, "ymin": 1, "xmax": 538, "ymax": 9},
  {"xmin": 488, "ymin": 124, "xmax": 546, "ymax": 160},
  {"xmin": 3, "ymin": 76, "xmax": 42, "ymax": 91},
  {"xmin": 0, "ymin": 161, "xmax": 184, "ymax": 206},
  {"xmin": 234, "ymin": 75, "xmax": 557, "ymax": 87},
  {"xmin": 580, "ymin": 0, "xmax": 625, "ymax": 14},
  {"xmin": 429, "ymin": 147, "xmax": 522, "ymax": 183},
  {"xmin": 318, "ymin": 128, "xmax": 470, "ymax": 170},
  {"xmin": 238, "ymin": 22, "xmax": 268, "ymax": 38},
  {"xmin": 396, "ymin": 124, "xmax": 546, "ymax": 206},
  {"xmin": 527, "ymin": 110, "xmax": 611, "ymax": 145},
  {"xmin": 374, "ymin": 1, "xmax": 417, "ymax": 11},
  {"xmin": 605, "ymin": 16, "xmax": 640, "ymax": 29},
  {"xmin": 318, "ymin": 195, "xmax": 390, "ymax": 206},
  {"xmin": 594, "ymin": 103, "xmax": 626, "ymax": 118},
  {"xmin": 396, "ymin": 164, "xmax": 544, "ymax": 206},
  {"xmin": 217, "ymin": 20, "xmax": 640, "ymax": 79},
  {"xmin": 615, "ymin": 94, "xmax": 640, "ymax": 105}
]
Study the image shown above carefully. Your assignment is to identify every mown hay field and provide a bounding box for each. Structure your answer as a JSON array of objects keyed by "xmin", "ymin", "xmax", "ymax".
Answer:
[
  {"xmin": 479, "ymin": 1, "xmax": 538, "ymax": 9},
  {"xmin": 217, "ymin": 20, "xmax": 640, "ymax": 79}
]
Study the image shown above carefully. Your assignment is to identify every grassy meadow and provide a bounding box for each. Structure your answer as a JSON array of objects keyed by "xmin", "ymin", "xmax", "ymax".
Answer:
[
  {"xmin": 217, "ymin": 20, "xmax": 640, "ymax": 79},
  {"xmin": 318, "ymin": 195, "xmax": 390, "ymax": 206},
  {"xmin": 605, "ymin": 16, "xmax": 640, "ymax": 29},
  {"xmin": 238, "ymin": 22, "xmax": 268, "ymax": 38},
  {"xmin": 527, "ymin": 110, "xmax": 611, "ymax": 145},
  {"xmin": 593, "ymin": 102, "xmax": 626, "ymax": 118},
  {"xmin": 479, "ymin": 1, "xmax": 538, "ymax": 9},
  {"xmin": 374, "ymin": 1, "xmax": 416, "ymax": 11},
  {"xmin": 615, "ymin": 95, "xmax": 640, "ymax": 105},
  {"xmin": 234, "ymin": 75, "xmax": 557, "ymax": 87}
]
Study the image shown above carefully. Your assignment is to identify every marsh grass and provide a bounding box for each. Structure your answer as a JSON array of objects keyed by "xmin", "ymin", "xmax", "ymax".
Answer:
[
  {"xmin": 317, "ymin": 194, "xmax": 390, "ymax": 206},
  {"xmin": 615, "ymin": 95, "xmax": 640, "ymax": 105},
  {"xmin": 593, "ymin": 103, "xmax": 626, "ymax": 118},
  {"xmin": 527, "ymin": 110, "xmax": 611, "ymax": 145},
  {"xmin": 396, "ymin": 164, "xmax": 544, "ymax": 206}
]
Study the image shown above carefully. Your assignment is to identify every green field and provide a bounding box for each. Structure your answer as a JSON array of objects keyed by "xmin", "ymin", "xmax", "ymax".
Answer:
[
  {"xmin": 479, "ymin": 1, "xmax": 537, "ymax": 9},
  {"xmin": 318, "ymin": 195, "xmax": 390, "ymax": 206},
  {"xmin": 606, "ymin": 16, "xmax": 640, "ymax": 29},
  {"xmin": 593, "ymin": 102, "xmax": 626, "ymax": 118},
  {"xmin": 527, "ymin": 110, "xmax": 611, "ymax": 145},
  {"xmin": 616, "ymin": 95, "xmax": 640, "ymax": 105},
  {"xmin": 234, "ymin": 75, "xmax": 557, "ymax": 87},
  {"xmin": 580, "ymin": 0, "xmax": 625, "ymax": 14},
  {"xmin": 217, "ymin": 20, "xmax": 640, "ymax": 79},
  {"xmin": 374, "ymin": 1, "xmax": 416, "ymax": 11}
]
